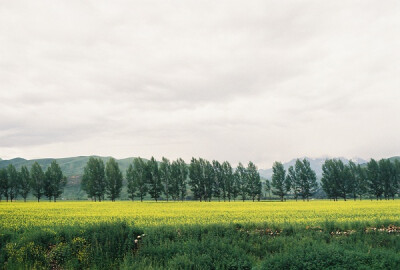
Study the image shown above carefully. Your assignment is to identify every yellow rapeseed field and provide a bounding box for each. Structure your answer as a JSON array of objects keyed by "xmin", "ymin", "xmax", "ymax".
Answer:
[{"xmin": 1, "ymin": 200, "xmax": 399, "ymax": 230}]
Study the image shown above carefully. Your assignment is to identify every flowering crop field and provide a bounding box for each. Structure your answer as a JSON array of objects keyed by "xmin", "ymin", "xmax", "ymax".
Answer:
[
  {"xmin": 2, "ymin": 200, "xmax": 400, "ymax": 269},
  {"xmin": 1, "ymin": 200, "xmax": 400, "ymax": 230}
]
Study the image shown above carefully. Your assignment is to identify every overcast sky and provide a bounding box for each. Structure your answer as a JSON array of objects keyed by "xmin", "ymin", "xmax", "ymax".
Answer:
[{"xmin": 0, "ymin": 0, "xmax": 399, "ymax": 168}]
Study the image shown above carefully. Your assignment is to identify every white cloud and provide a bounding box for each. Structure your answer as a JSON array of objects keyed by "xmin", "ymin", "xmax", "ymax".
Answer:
[{"xmin": 0, "ymin": 0, "xmax": 399, "ymax": 167}]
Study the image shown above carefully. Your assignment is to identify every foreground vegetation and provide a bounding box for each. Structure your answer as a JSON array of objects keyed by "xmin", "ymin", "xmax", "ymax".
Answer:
[{"xmin": 1, "ymin": 201, "xmax": 400, "ymax": 269}]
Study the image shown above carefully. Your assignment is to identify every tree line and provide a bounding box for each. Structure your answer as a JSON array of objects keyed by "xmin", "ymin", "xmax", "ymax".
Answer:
[
  {"xmin": 268, "ymin": 158, "xmax": 400, "ymax": 201},
  {"xmin": 268, "ymin": 159, "xmax": 318, "ymax": 201},
  {"xmin": 1, "ymin": 156, "xmax": 399, "ymax": 202},
  {"xmin": 320, "ymin": 158, "xmax": 400, "ymax": 201},
  {"xmin": 0, "ymin": 161, "xmax": 66, "ymax": 202},
  {"xmin": 82, "ymin": 157, "xmax": 262, "ymax": 202}
]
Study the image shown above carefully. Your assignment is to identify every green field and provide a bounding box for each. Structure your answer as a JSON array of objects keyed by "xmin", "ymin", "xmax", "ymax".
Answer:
[{"xmin": 1, "ymin": 201, "xmax": 400, "ymax": 269}]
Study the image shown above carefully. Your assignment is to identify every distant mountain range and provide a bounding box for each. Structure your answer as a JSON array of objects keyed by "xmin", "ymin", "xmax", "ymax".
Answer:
[
  {"xmin": 258, "ymin": 157, "xmax": 369, "ymax": 180},
  {"xmin": 0, "ymin": 156, "xmax": 141, "ymax": 177}
]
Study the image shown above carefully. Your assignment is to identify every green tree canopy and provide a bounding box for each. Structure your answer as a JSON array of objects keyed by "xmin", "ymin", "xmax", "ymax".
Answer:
[
  {"xmin": 271, "ymin": 161, "xmax": 290, "ymax": 201},
  {"xmin": 0, "ymin": 168, "xmax": 9, "ymax": 202},
  {"xmin": 19, "ymin": 166, "xmax": 31, "ymax": 202},
  {"xmin": 7, "ymin": 164, "xmax": 19, "ymax": 202},
  {"xmin": 82, "ymin": 157, "xmax": 106, "ymax": 201},
  {"xmin": 132, "ymin": 157, "xmax": 148, "ymax": 202},
  {"xmin": 247, "ymin": 161, "xmax": 261, "ymax": 202},
  {"xmin": 45, "ymin": 161, "xmax": 67, "ymax": 202},
  {"xmin": 105, "ymin": 158, "xmax": 123, "ymax": 202},
  {"xmin": 30, "ymin": 162, "xmax": 45, "ymax": 202},
  {"xmin": 147, "ymin": 157, "xmax": 163, "ymax": 202}
]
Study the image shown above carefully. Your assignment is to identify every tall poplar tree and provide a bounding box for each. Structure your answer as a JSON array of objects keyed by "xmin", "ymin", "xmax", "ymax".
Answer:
[
  {"xmin": 189, "ymin": 158, "xmax": 202, "ymax": 201},
  {"xmin": 222, "ymin": 161, "xmax": 234, "ymax": 202},
  {"xmin": 19, "ymin": 166, "xmax": 31, "ymax": 202},
  {"xmin": 7, "ymin": 164, "xmax": 19, "ymax": 202},
  {"xmin": 286, "ymin": 165, "xmax": 299, "ymax": 201},
  {"xmin": 378, "ymin": 159, "xmax": 396, "ymax": 200},
  {"xmin": 204, "ymin": 159, "xmax": 214, "ymax": 202},
  {"xmin": 347, "ymin": 161, "xmax": 359, "ymax": 200},
  {"xmin": 271, "ymin": 161, "xmax": 290, "ymax": 201},
  {"xmin": 82, "ymin": 157, "xmax": 106, "ymax": 201},
  {"xmin": 132, "ymin": 157, "xmax": 148, "ymax": 202},
  {"xmin": 147, "ymin": 157, "xmax": 163, "ymax": 202},
  {"xmin": 105, "ymin": 158, "xmax": 123, "ymax": 201},
  {"xmin": 321, "ymin": 159, "xmax": 351, "ymax": 201},
  {"xmin": 295, "ymin": 159, "xmax": 318, "ymax": 201},
  {"xmin": 126, "ymin": 163, "xmax": 136, "ymax": 201},
  {"xmin": 394, "ymin": 160, "xmax": 400, "ymax": 198},
  {"xmin": 159, "ymin": 157, "xmax": 172, "ymax": 201},
  {"xmin": 30, "ymin": 162, "xmax": 45, "ymax": 202},
  {"xmin": 173, "ymin": 158, "xmax": 188, "ymax": 201},
  {"xmin": 247, "ymin": 161, "xmax": 261, "ymax": 202},
  {"xmin": 45, "ymin": 161, "xmax": 67, "ymax": 202},
  {"xmin": 355, "ymin": 164, "xmax": 368, "ymax": 200},
  {"xmin": 366, "ymin": 159, "xmax": 382, "ymax": 200},
  {"xmin": 0, "ymin": 168, "xmax": 9, "ymax": 202},
  {"xmin": 235, "ymin": 163, "xmax": 248, "ymax": 201},
  {"xmin": 231, "ymin": 167, "xmax": 241, "ymax": 201},
  {"xmin": 212, "ymin": 160, "xmax": 223, "ymax": 201}
]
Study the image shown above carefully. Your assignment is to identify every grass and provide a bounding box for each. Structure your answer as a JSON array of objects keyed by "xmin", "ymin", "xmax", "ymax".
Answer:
[{"xmin": 1, "ymin": 200, "xmax": 400, "ymax": 269}]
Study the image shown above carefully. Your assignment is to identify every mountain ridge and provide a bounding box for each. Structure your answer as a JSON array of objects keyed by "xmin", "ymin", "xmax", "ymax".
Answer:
[
  {"xmin": 0, "ymin": 156, "xmax": 390, "ymax": 179},
  {"xmin": 258, "ymin": 156, "xmax": 369, "ymax": 180}
]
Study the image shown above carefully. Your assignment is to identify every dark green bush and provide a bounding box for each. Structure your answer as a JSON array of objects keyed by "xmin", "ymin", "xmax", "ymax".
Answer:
[{"xmin": 0, "ymin": 221, "xmax": 143, "ymax": 269}]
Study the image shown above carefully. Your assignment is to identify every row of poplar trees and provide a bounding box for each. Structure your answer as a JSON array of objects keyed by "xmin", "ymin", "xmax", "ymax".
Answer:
[
  {"xmin": 269, "ymin": 158, "xmax": 318, "ymax": 201},
  {"xmin": 82, "ymin": 157, "xmax": 262, "ymax": 202},
  {"xmin": 268, "ymin": 158, "xmax": 400, "ymax": 202},
  {"xmin": 321, "ymin": 158, "xmax": 400, "ymax": 201},
  {"xmin": 0, "ymin": 161, "xmax": 66, "ymax": 202}
]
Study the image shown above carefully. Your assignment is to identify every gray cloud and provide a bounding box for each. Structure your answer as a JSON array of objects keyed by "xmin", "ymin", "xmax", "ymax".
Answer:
[{"xmin": 0, "ymin": 0, "xmax": 399, "ymax": 167}]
